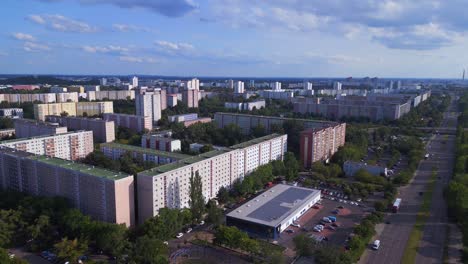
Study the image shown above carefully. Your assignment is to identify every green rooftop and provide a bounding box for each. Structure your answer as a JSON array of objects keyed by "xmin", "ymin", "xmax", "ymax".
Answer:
[
  {"xmin": 101, "ymin": 143, "xmax": 191, "ymax": 160},
  {"xmin": 28, "ymin": 155, "xmax": 130, "ymax": 180}
]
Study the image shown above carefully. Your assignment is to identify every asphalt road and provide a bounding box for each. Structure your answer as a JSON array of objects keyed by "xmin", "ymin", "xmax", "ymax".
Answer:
[{"xmin": 361, "ymin": 103, "xmax": 458, "ymax": 264}]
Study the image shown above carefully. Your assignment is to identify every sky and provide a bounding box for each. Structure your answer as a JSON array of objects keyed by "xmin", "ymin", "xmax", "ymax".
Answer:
[{"xmin": 1, "ymin": 0, "xmax": 468, "ymax": 78}]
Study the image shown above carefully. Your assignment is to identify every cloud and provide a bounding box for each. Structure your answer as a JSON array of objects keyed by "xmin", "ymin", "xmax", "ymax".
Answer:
[
  {"xmin": 12, "ymin": 33, "xmax": 36, "ymax": 41},
  {"xmin": 305, "ymin": 53, "xmax": 363, "ymax": 64},
  {"xmin": 0, "ymin": 51, "xmax": 8, "ymax": 56},
  {"xmin": 112, "ymin": 24, "xmax": 156, "ymax": 33},
  {"xmin": 119, "ymin": 56, "xmax": 157, "ymax": 63},
  {"xmin": 27, "ymin": 14, "xmax": 98, "ymax": 33},
  {"xmin": 35, "ymin": 0, "xmax": 198, "ymax": 17},
  {"xmin": 155, "ymin": 40, "xmax": 194, "ymax": 54},
  {"xmin": 82, "ymin": 45, "xmax": 129, "ymax": 54},
  {"xmin": 23, "ymin": 42, "xmax": 51, "ymax": 52}
]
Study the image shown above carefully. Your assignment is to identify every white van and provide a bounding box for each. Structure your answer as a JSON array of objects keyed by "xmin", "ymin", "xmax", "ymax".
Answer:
[{"xmin": 372, "ymin": 240, "xmax": 380, "ymax": 250}]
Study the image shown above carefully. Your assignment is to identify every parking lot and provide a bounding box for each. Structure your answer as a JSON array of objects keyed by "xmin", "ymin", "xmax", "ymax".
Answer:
[{"xmin": 276, "ymin": 196, "xmax": 366, "ymax": 251}]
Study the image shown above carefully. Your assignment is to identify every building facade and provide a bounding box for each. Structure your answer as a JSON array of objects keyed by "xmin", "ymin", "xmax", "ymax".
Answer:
[
  {"xmin": 103, "ymin": 113, "xmax": 152, "ymax": 133},
  {"xmin": 0, "ymin": 131, "xmax": 94, "ymax": 161},
  {"xmin": 101, "ymin": 143, "xmax": 189, "ymax": 165},
  {"xmin": 300, "ymin": 124, "xmax": 346, "ymax": 168},
  {"xmin": 141, "ymin": 134, "xmax": 181, "ymax": 152},
  {"xmin": 137, "ymin": 134, "xmax": 287, "ymax": 222},
  {"xmin": 87, "ymin": 90, "xmax": 135, "ymax": 101},
  {"xmin": 14, "ymin": 118, "xmax": 68, "ymax": 138},
  {"xmin": 34, "ymin": 102, "xmax": 114, "ymax": 121},
  {"xmin": 0, "ymin": 147, "xmax": 134, "ymax": 226},
  {"xmin": 136, "ymin": 91, "xmax": 162, "ymax": 123},
  {"xmin": 45, "ymin": 115, "xmax": 115, "ymax": 143},
  {"xmin": 0, "ymin": 108, "xmax": 23, "ymax": 118}
]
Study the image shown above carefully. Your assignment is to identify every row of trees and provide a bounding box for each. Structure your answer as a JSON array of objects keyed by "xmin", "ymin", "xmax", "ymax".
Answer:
[{"xmin": 446, "ymin": 92, "xmax": 468, "ymax": 261}]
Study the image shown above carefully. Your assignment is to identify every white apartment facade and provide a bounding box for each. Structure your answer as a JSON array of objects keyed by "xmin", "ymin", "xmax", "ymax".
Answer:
[
  {"xmin": 0, "ymin": 131, "xmax": 94, "ymax": 161},
  {"xmin": 234, "ymin": 81, "xmax": 245, "ymax": 94},
  {"xmin": 137, "ymin": 134, "xmax": 287, "ymax": 223},
  {"xmin": 136, "ymin": 91, "xmax": 162, "ymax": 123}
]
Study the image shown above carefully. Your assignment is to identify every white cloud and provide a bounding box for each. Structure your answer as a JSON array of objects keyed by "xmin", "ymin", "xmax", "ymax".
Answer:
[
  {"xmin": 119, "ymin": 56, "xmax": 157, "ymax": 63},
  {"xmin": 12, "ymin": 33, "xmax": 36, "ymax": 41},
  {"xmin": 305, "ymin": 52, "xmax": 363, "ymax": 64},
  {"xmin": 82, "ymin": 45, "xmax": 129, "ymax": 54},
  {"xmin": 27, "ymin": 14, "xmax": 98, "ymax": 33},
  {"xmin": 155, "ymin": 40, "xmax": 194, "ymax": 52},
  {"xmin": 23, "ymin": 42, "xmax": 51, "ymax": 52},
  {"xmin": 112, "ymin": 24, "xmax": 155, "ymax": 33}
]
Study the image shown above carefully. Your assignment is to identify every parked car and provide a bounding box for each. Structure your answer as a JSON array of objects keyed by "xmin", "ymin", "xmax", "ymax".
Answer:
[
  {"xmin": 332, "ymin": 209, "xmax": 339, "ymax": 214},
  {"xmin": 199, "ymin": 220, "xmax": 205, "ymax": 225},
  {"xmin": 337, "ymin": 205, "xmax": 344, "ymax": 209},
  {"xmin": 176, "ymin": 233, "xmax": 184, "ymax": 238},
  {"xmin": 286, "ymin": 229, "xmax": 294, "ymax": 233},
  {"xmin": 327, "ymin": 216, "xmax": 337, "ymax": 222},
  {"xmin": 322, "ymin": 217, "xmax": 332, "ymax": 223},
  {"xmin": 186, "ymin": 228, "xmax": 192, "ymax": 233},
  {"xmin": 292, "ymin": 223, "xmax": 301, "ymax": 228}
]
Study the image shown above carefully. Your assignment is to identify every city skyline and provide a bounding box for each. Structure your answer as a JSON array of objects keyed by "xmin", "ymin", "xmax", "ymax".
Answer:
[{"xmin": 2, "ymin": 0, "xmax": 468, "ymax": 78}]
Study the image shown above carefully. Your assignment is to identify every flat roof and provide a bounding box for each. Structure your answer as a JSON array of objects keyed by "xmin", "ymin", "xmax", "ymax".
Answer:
[
  {"xmin": 226, "ymin": 184, "xmax": 321, "ymax": 227},
  {"xmin": 215, "ymin": 112, "xmax": 339, "ymax": 125},
  {"xmin": 14, "ymin": 118, "xmax": 66, "ymax": 128},
  {"xmin": 101, "ymin": 143, "xmax": 191, "ymax": 160},
  {"xmin": 139, "ymin": 134, "xmax": 286, "ymax": 177},
  {"xmin": 29, "ymin": 155, "xmax": 131, "ymax": 180}
]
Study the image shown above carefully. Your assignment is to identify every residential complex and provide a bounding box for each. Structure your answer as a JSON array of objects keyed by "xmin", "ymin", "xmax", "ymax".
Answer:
[
  {"xmin": 101, "ymin": 143, "xmax": 190, "ymax": 165},
  {"xmin": 14, "ymin": 118, "xmax": 68, "ymax": 138},
  {"xmin": 45, "ymin": 115, "xmax": 115, "ymax": 143},
  {"xmin": 0, "ymin": 108, "xmax": 23, "ymax": 118},
  {"xmin": 136, "ymin": 90, "xmax": 163, "ymax": 123},
  {"xmin": 224, "ymin": 100, "xmax": 266, "ymax": 111},
  {"xmin": 168, "ymin": 113, "xmax": 212, "ymax": 127},
  {"xmin": 86, "ymin": 90, "xmax": 135, "ymax": 101},
  {"xmin": 292, "ymin": 93, "xmax": 430, "ymax": 121},
  {"xmin": 137, "ymin": 133, "xmax": 287, "ymax": 222},
  {"xmin": 234, "ymin": 81, "xmax": 245, "ymax": 94},
  {"xmin": 34, "ymin": 101, "xmax": 114, "ymax": 121},
  {"xmin": 182, "ymin": 78, "xmax": 200, "ymax": 108},
  {"xmin": 300, "ymin": 124, "xmax": 346, "ymax": 167},
  {"xmin": 226, "ymin": 184, "xmax": 321, "ymax": 239},
  {"xmin": 0, "ymin": 147, "xmax": 134, "ymax": 226},
  {"xmin": 0, "ymin": 131, "xmax": 94, "ymax": 161},
  {"xmin": 103, "ymin": 113, "xmax": 152, "ymax": 133},
  {"xmin": 141, "ymin": 133, "xmax": 181, "ymax": 152},
  {"xmin": 0, "ymin": 92, "xmax": 79, "ymax": 104}
]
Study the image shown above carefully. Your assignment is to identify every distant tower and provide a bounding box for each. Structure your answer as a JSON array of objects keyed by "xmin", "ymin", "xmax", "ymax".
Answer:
[{"xmin": 463, "ymin": 69, "xmax": 465, "ymax": 81}]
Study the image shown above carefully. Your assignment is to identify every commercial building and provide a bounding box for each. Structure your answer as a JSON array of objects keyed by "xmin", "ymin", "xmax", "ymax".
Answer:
[
  {"xmin": 14, "ymin": 118, "xmax": 68, "ymax": 138},
  {"xmin": 137, "ymin": 133, "xmax": 287, "ymax": 222},
  {"xmin": 214, "ymin": 112, "xmax": 340, "ymax": 135},
  {"xmin": 226, "ymin": 184, "xmax": 321, "ymax": 239},
  {"xmin": 0, "ymin": 108, "xmax": 23, "ymax": 118},
  {"xmin": 45, "ymin": 115, "xmax": 115, "ymax": 143},
  {"xmin": 103, "ymin": 113, "xmax": 152, "ymax": 133},
  {"xmin": 87, "ymin": 90, "xmax": 135, "ymax": 101},
  {"xmin": 101, "ymin": 143, "xmax": 190, "ymax": 165},
  {"xmin": 136, "ymin": 90, "xmax": 162, "ymax": 123},
  {"xmin": 0, "ymin": 131, "xmax": 93, "ymax": 161},
  {"xmin": 343, "ymin": 161, "xmax": 387, "ymax": 177},
  {"xmin": 0, "ymin": 147, "xmax": 134, "ymax": 226},
  {"xmin": 141, "ymin": 133, "xmax": 181, "ymax": 152},
  {"xmin": 300, "ymin": 124, "xmax": 346, "ymax": 167},
  {"xmin": 34, "ymin": 102, "xmax": 113, "ymax": 121}
]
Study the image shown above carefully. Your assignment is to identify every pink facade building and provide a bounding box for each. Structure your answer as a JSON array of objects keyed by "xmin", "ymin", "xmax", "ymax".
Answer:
[{"xmin": 12, "ymin": 85, "xmax": 40, "ymax": 91}]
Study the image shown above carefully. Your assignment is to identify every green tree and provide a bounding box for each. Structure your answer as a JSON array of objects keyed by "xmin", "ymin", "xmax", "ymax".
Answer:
[
  {"xmin": 189, "ymin": 171, "xmax": 205, "ymax": 222},
  {"xmin": 293, "ymin": 234, "xmax": 314, "ymax": 256},
  {"xmin": 206, "ymin": 200, "xmax": 223, "ymax": 227},
  {"xmin": 132, "ymin": 236, "xmax": 168, "ymax": 264},
  {"xmin": 54, "ymin": 238, "xmax": 87, "ymax": 264},
  {"xmin": 284, "ymin": 152, "xmax": 299, "ymax": 181}
]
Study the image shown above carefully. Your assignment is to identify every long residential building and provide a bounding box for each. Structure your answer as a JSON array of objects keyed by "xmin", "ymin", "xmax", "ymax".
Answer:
[
  {"xmin": 137, "ymin": 133, "xmax": 287, "ymax": 223},
  {"xmin": 292, "ymin": 94, "xmax": 415, "ymax": 121},
  {"xmin": 0, "ymin": 108, "xmax": 23, "ymax": 118},
  {"xmin": 14, "ymin": 118, "xmax": 68, "ymax": 138},
  {"xmin": 87, "ymin": 90, "xmax": 135, "ymax": 101},
  {"xmin": 101, "ymin": 143, "xmax": 190, "ymax": 165},
  {"xmin": 45, "ymin": 115, "xmax": 115, "ymax": 143},
  {"xmin": 34, "ymin": 101, "xmax": 114, "ymax": 121},
  {"xmin": 0, "ymin": 92, "xmax": 79, "ymax": 104},
  {"xmin": 103, "ymin": 113, "xmax": 152, "ymax": 133},
  {"xmin": 0, "ymin": 131, "xmax": 94, "ymax": 161},
  {"xmin": 0, "ymin": 147, "xmax": 134, "ymax": 226}
]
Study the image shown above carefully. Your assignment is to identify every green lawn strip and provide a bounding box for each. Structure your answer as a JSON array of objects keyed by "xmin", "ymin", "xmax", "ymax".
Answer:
[{"xmin": 402, "ymin": 170, "xmax": 438, "ymax": 264}]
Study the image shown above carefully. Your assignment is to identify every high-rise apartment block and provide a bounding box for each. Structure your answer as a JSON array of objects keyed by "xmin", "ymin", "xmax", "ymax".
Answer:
[
  {"xmin": 0, "ymin": 108, "xmax": 23, "ymax": 118},
  {"xmin": 132, "ymin": 76, "xmax": 139, "ymax": 87},
  {"xmin": 234, "ymin": 81, "xmax": 245, "ymax": 94},
  {"xmin": 103, "ymin": 113, "xmax": 152, "ymax": 133},
  {"xmin": 137, "ymin": 133, "xmax": 287, "ymax": 222},
  {"xmin": 45, "ymin": 115, "xmax": 115, "ymax": 143},
  {"xmin": 304, "ymin": 81, "xmax": 313, "ymax": 90},
  {"xmin": 34, "ymin": 102, "xmax": 113, "ymax": 121},
  {"xmin": 182, "ymin": 78, "xmax": 200, "ymax": 108},
  {"xmin": 271, "ymin": 82, "xmax": 281, "ymax": 91},
  {"xmin": 14, "ymin": 118, "xmax": 68, "ymax": 138},
  {"xmin": 136, "ymin": 91, "xmax": 162, "ymax": 123},
  {"xmin": 0, "ymin": 147, "xmax": 134, "ymax": 226},
  {"xmin": 300, "ymin": 124, "xmax": 346, "ymax": 168},
  {"xmin": 0, "ymin": 131, "xmax": 94, "ymax": 161},
  {"xmin": 333, "ymin": 82, "xmax": 342, "ymax": 90}
]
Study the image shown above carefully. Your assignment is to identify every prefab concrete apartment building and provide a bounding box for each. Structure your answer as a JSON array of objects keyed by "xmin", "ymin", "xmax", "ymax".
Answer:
[
  {"xmin": 100, "ymin": 143, "xmax": 190, "ymax": 165},
  {"xmin": 226, "ymin": 184, "xmax": 321, "ymax": 239},
  {"xmin": 45, "ymin": 115, "xmax": 115, "ymax": 143},
  {"xmin": 0, "ymin": 131, "xmax": 94, "ymax": 161},
  {"xmin": 14, "ymin": 118, "xmax": 68, "ymax": 138},
  {"xmin": 137, "ymin": 133, "xmax": 287, "ymax": 223},
  {"xmin": 34, "ymin": 101, "xmax": 114, "ymax": 121},
  {"xmin": 0, "ymin": 147, "xmax": 135, "ymax": 226},
  {"xmin": 103, "ymin": 113, "xmax": 152, "ymax": 133}
]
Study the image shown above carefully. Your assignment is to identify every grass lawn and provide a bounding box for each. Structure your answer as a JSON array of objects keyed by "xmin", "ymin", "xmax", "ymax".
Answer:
[{"xmin": 401, "ymin": 170, "xmax": 438, "ymax": 264}]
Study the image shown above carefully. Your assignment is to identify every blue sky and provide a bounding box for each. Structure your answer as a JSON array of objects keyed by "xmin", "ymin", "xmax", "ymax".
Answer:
[{"xmin": 1, "ymin": 0, "xmax": 467, "ymax": 78}]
